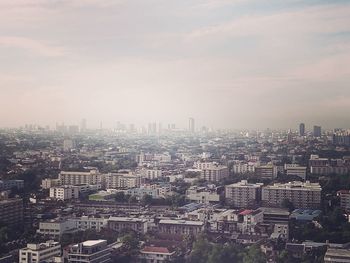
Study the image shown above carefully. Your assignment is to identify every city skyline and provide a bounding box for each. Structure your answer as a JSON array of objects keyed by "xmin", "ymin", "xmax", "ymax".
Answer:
[{"xmin": 1, "ymin": 0, "xmax": 350, "ymax": 129}]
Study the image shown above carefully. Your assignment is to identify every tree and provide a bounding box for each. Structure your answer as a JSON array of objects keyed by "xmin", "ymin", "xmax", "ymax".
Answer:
[
  {"xmin": 115, "ymin": 191, "xmax": 126, "ymax": 202},
  {"xmin": 282, "ymin": 199, "xmax": 295, "ymax": 212},
  {"xmin": 243, "ymin": 245, "xmax": 266, "ymax": 263}
]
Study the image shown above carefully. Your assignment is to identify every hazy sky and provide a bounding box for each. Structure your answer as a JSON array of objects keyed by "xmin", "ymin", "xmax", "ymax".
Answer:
[{"xmin": 1, "ymin": 0, "xmax": 350, "ymax": 130}]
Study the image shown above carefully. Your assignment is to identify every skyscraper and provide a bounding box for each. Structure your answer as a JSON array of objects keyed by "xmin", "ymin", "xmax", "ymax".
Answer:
[
  {"xmin": 313, "ymin": 125, "xmax": 322, "ymax": 137},
  {"xmin": 299, "ymin": 123, "xmax": 305, "ymax": 136},
  {"xmin": 189, "ymin": 117, "xmax": 195, "ymax": 133}
]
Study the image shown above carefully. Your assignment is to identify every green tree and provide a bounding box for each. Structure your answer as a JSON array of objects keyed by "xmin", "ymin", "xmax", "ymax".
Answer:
[{"xmin": 243, "ymin": 245, "xmax": 266, "ymax": 263}]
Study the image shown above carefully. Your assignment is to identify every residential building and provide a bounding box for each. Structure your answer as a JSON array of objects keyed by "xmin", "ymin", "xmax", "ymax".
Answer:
[
  {"xmin": 195, "ymin": 162, "xmax": 229, "ymax": 182},
  {"xmin": 37, "ymin": 219, "xmax": 77, "ymax": 240},
  {"xmin": 139, "ymin": 246, "xmax": 175, "ymax": 263},
  {"xmin": 338, "ymin": 190, "xmax": 350, "ymax": 211},
  {"xmin": 68, "ymin": 240, "xmax": 111, "ymax": 263},
  {"xmin": 285, "ymin": 164, "xmax": 307, "ymax": 179},
  {"xmin": 105, "ymin": 172, "xmax": 141, "ymax": 189},
  {"xmin": 225, "ymin": 180, "xmax": 263, "ymax": 208},
  {"xmin": 255, "ymin": 165, "xmax": 277, "ymax": 179},
  {"xmin": 69, "ymin": 216, "xmax": 108, "ymax": 232},
  {"xmin": 262, "ymin": 181, "xmax": 321, "ymax": 209},
  {"xmin": 324, "ymin": 248, "xmax": 350, "ymax": 263},
  {"xmin": 49, "ymin": 186, "xmax": 79, "ymax": 201},
  {"xmin": 19, "ymin": 240, "xmax": 61, "ymax": 263},
  {"xmin": 0, "ymin": 180, "xmax": 24, "ymax": 191},
  {"xmin": 0, "ymin": 197, "xmax": 23, "ymax": 226},
  {"xmin": 41, "ymin": 178, "xmax": 61, "ymax": 189},
  {"xmin": 107, "ymin": 217, "xmax": 148, "ymax": 234},
  {"xmin": 158, "ymin": 219, "xmax": 204, "ymax": 235},
  {"xmin": 59, "ymin": 170, "xmax": 105, "ymax": 187},
  {"xmin": 140, "ymin": 168, "xmax": 163, "ymax": 180}
]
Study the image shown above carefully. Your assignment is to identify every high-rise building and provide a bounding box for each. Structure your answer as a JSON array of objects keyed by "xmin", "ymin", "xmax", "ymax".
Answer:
[
  {"xmin": 313, "ymin": 125, "xmax": 322, "ymax": 137},
  {"xmin": 299, "ymin": 123, "xmax": 305, "ymax": 136},
  {"xmin": 0, "ymin": 197, "xmax": 23, "ymax": 226},
  {"xmin": 80, "ymin": 118, "xmax": 87, "ymax": 132},
  {"xmin": 189, "ymin": 117, "xmax": 195, "ymax": 133},
  {"xmin": 225, "ymin": 180, "xmax": 263, "ymax": 208},
  {"xmin": 262, "ymin": 181, "xmax": 321, "ymax": 209}
]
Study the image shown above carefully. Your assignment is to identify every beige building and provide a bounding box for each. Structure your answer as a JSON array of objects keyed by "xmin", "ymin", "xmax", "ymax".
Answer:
[
  {"xmin": 262, "ymin": 181, "xmax": 321, "ymax": 209},
  {"xmin": 107, "ymin": 217, "xmax": 148, "ymax": 234},
  {"xmin": 41, "ymin": 178, "xmax": 61, "ymax": 189},
  {"xmin": 59, "ymin": 170, "xmax": 105, "ymax": 187},
  {"xmin": 225, "ymin": 180, "xmax": 263, "ymax": 208},
  {"xmin": 324, "ymin": 248, "xmax": 350, "ymax": 263},
  {"xmin": 19, "ymin": 240, "xmax": 61, "ymax": 263},
  {"xmin": 105, "ymin": 172, "xmax": 141, "ymax": 189},
  {"xmin": 199, "ymin": 163, "xmax": 229, "ymax": 182},
  {"xmin": 158, "ymin": 219, "xmax": 204, "ymax": 235},
  {"xmin": 139, "ymin": 246, "xmax": 175, "ymax": 263}
]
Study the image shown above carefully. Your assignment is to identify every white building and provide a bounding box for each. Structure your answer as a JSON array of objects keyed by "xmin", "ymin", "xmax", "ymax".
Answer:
[
  {"xmin": 233, "ymin": 162, "xmax": 258, "ymax": 174},
  {"xmin": 37, "ymin": 219, "xmax": 77, "ymax": 240},
  {"xmin": 105, "ymin": 172, "xmax": 141, "ymax": 189},
  {"xmin": 195, "ymin": 162, "xmax": 229, "ymax": 182},
  {"xmin": 140, "ymin": 168, "xmax": 163, "ymax": 180},
  {"xmin": 186, "ymin": 186, "xmax": 220, "ymax": 204},
  {"xmin": 69, "ymin": 216, "xmax": 108, "ymax": 232},
  {"xmin": 68, "ymin": 240, "xmax": 111, "ymax": 263},
  {"xmin": 49, "ymin": 186, "xmax": 79, "ymax": 201},
  {"xmin": 19, "ymin": 240, "xmax": 61, "ymax": 263},
  {"xmin": 139, "ymin": 246, "xmax": 175, "ymax": 263}
]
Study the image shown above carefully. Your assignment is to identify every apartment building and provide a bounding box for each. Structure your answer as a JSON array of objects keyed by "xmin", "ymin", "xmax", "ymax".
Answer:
[
  {"xmin": 255, "ymin": 165, "xmax": 278, "ymax": 179},
  {"xmin": 105, "ymin": 172, "xmax": 141, "ymax": 189},
  {"xmin": 262, "ymin": 181, "xmax": 321, "ymax": 209},
  {"xmin": 195, "ymin": 162, "xmax": 229, "ymax": 182},
  {"xmin": 0, "ymin": 180, "xmax": 24, "ymax": 191},
  {"xmin": 232, "ymin": 162, "xmax": 258, "ymax": 174},
  {"xmin": 49, "ymin": 185, "xmax": 79, "ymax": 201},
  {"xmin": 68, "ymin": 240, "xmax": 111, "ymax": 263},
  {"xmin": 158, "ymin": 219, "xmax": 204, "ymax": 235},
  {"xmin": 37, "ymin": 219, "xmax": 77, "ymax": 240},
  {"xmin": 0, "ymin": 197, "xmax": 23, "ymax": 226},
  {"xmin": 285, "ymin": 164, "xmax": 307, "ymax": 179},
  {"xmin": 59, "ymin": 170, "xmax": 105, "ymax": 187},
  {"xmin": 19, "ymin": 240, "xmax": 61, "ymax": 263},
  {"xmin": 69, "ymin": 216, "xmax": 108, "ymax": 232},
  {"xmin": 225, "ymin": 180, "xmax": 263, "ymax": 208},
  {"xmin": 140, "ymin": 168, "xmax": 163, "ymax": 180},
  {"xmin": 107, "ymin": 217, "xmax": 148, "ymax": 234},
  {"xmin": 337, "ymin": 190, "xmax": 350, "ymax": 211},
  {"xmin": 41, "ymin": 178, "xmax": 61, "ymax": 189}
]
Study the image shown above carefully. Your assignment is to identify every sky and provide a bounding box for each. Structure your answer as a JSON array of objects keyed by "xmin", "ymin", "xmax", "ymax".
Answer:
[{"xmin": 0, "ymin": 0, "xmax": 350, "ymax": 130}]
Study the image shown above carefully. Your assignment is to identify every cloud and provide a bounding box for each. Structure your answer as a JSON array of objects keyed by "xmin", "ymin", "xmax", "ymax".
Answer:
[{"xmin": 0, "ymin": 36, "xmax": 66, "ymax": 57}]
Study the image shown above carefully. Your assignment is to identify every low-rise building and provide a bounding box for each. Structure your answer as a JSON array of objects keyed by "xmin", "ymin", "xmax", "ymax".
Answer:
[
  {"xmin": 19, "ymin": 240, "xmax": 61, "ymax": 263},
  {"xmin": 107, "ymin": 217, "xmax": 148, "ymax": 234},
  {"xmin": 255, "ymin": 165, "xmax": 277, "ymax": 179},
  {"xmin": 69, "ymin": 216, "xmax": 108, "ymax": 232},
  {"xmin": 0, "ymin": 180, "xmax": 24, "ymax": 191},
  {"xmin": 285, "ymin": 164, "xmax": 307, "ymax": 179},
  {"xmin": 324, "ymin": 248, "xmax": 350, "ymax": 263},
  {"xmin": 37, "ymin": 219, "xmax": 77, "ymax": 240},
  {"xmin": 49, "ymin": 186, "xmax": 79, "ymax": 201},
  {"xmin": 68, "ymin": 240, "xmax": 111, "ymax": 263},
  {"xmin": 338, "ymin": 190, "xmax": 350, "ymax": 211},
  {"xmin": 158, "ymin": 219, "xmax": 204, "ymax": 235},
  {"xmin": 186, "ymin": 186, "xmax": 220, "ymax": 204},
  {"xmin": 139, "ymin": 246, "xmax": 175, "ymax": 263}
]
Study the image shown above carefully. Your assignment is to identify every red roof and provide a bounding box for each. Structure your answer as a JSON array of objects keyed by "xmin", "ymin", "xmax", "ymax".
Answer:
[
  {"xmin": 141, "ymin": 246, "xmax": 171, "ymax": 254},
  {"xmin": 239, "ymin": 209, "xmax": 253, "ymax": 216}
]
